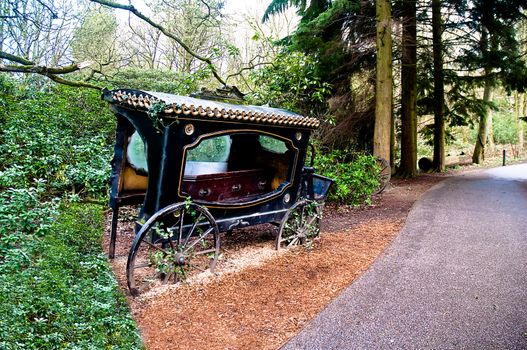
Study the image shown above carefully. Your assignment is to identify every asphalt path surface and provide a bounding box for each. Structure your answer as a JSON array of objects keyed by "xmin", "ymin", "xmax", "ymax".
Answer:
[{"xmin": 283, "ymin": 163, "xmax": 527, "ymax": 350}]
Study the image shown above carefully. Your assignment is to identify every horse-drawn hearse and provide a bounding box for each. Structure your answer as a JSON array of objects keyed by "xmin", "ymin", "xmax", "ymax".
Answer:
[{"xmin": 103, "ymin": 88, "xmax": 333, "ymax": 295}]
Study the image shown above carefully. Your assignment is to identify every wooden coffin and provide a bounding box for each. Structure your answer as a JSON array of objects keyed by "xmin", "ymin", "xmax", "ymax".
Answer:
[{"xmin": 181, "ymin": 168, "xmax": 273, "ymax": 203}]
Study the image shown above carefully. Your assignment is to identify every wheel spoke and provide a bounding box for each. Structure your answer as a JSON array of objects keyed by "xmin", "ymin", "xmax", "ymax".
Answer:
[
  {"xmin": 184, "ymin": 227, "xmax": 214, "ymax": 253},
  {"xmin": 161, "ymin": 272, "xmax": 174, "ymax": 284},
  {"xmin": 193, "ymin": 248, "xmax": 217, "ymax": 255},
  {"xmin": 287, "ymin": 236, "xmax": 299, "ymax": 247},
  {"xmin": 137, "ymin": 282, "xmax": 153, "ymax": 294},
  {"xmin": 304, "ymin": 214, "xmax": 319, "ymax": 228},
  {"xmin": 133, "ymin": 262, "xmax": 150, "ymax": 269},
  {"xmin": 167, "ymin": 231, "xmax": 177, "ymax": 251},
  {"xmin": 190, "ymin": 264, "xmax": 207, "ymax": 272},
  {"xmin": 178, "ymin": 208, "xmax": 185, "ymax": 245},
  {"xmin": 280, "ymin": 235, "xmax": 293, "ymax": 243},
  {"xmin": 143, "ymin": 239, "xmax": 171, "ymax": 255},
  {"xmin": 183, "ymin": 212, "xmax": 203, "ymax": 247}
]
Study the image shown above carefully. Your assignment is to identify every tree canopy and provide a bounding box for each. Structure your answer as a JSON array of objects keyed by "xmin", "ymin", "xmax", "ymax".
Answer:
[{"xmin": 1, "ymin": 0, "xmax": 527, "ymax": 173}]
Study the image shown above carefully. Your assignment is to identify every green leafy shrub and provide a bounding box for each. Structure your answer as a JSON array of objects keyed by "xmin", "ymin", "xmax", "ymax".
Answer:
[
  {"xmin": 247, "ymin": 51, "xmax": 331, "ymax": 114},
  {"xmin": 0, "ymin": 78, "xmax": 114, "ymax": 198},
  {"xmin": 0, "ymin": 179, "xmax": 59, "ymax": 271},
  {"xmin": 493, "ymin": 111, "xmax": 519, "ymax": 145},
  {"xmin": 0, "ymin": 204, "xmax": 143, "ymax": 350},
  {"xmin": 314, "ymin": 150, "xmax": 380, "ymax": 205},
  {"xmin": 109, "ymin": 68, "xmax": 208, "ymax": 95},
  {"xmin": 0, "ymin": 76, "xmax": 142, "ymax": 349}
]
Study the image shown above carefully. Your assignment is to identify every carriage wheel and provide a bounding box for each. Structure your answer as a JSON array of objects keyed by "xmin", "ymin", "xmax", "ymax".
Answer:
[
  {"xmin": 276, "ymin": 199, "xmax": 322, "ymax": 250},
  {"xmin": 127, "ymin": 202, "xmax": 219, "ymax": 296},
  {"xmin": 374, "ymin": 157, "xmax": 391, "ymax": 195}
]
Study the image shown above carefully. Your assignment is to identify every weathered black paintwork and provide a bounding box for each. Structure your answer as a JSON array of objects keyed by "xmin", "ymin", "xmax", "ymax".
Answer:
[{"xmin": 104, "ymin": 89, "xmax": 332, "ymax": 253}]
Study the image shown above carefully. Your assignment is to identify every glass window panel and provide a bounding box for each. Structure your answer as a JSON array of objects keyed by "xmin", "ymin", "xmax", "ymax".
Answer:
[{"xmin": 258, "ymin": 135, "xmax": 288, "ymax": 154}]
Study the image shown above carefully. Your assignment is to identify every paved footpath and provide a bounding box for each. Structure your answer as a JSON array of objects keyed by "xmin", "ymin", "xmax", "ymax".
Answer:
[{"xmin": 283, "ymin": 163, "xmax": 527, "ymax": 350}]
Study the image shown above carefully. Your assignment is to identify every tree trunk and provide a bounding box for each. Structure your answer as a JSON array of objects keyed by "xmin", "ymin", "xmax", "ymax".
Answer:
[
  {"xmin": 472, "ymin": 68, "xmax": 492, "ymax": 164},
  {"xmin": 398, "ymin": 0, "xmax": 417, "ymax": 178},
  {"xmin": 487, "ymin": 91, "xmax": 495, "ymax": 154},
  {"xmin": 373, "ymin": 0, "xmax": 393, "ymax": 162},
  {"xmin": 520, "ymin": 93, "xmax": 525, "ymax": 152},
  {"xmin": 515, "ymin": 19, "xmax": 527, "ymax": 154},
  {"xmin": 513, "ymin": 92, "xmax": 524, "ymax": 154},
  {"xmin": 432, "ymin": 0, "xmax": 445, "ymax": 172},
  {"xmin": 0, "ymin": 8, "xmax": 4, "ymax": 55},
  {"xmin": 391, "ymin": 108, "xmax": 396, "ymax": 170},
  {"xmin": 472, "ymin": 26, "xmax": 495, "ymax": 165}
]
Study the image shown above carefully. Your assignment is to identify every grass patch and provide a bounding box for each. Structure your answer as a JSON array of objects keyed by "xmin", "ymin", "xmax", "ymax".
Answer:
[{"xmin": 0, "ymin": 203, "xmax": 143, "ymax": 350}]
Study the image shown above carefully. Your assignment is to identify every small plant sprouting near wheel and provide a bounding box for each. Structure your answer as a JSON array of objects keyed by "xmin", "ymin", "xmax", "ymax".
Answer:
[
  {"xmin": 126, "ymin": 202, "xmax": 219, "ymax": 296},
  {"xmin": 276, "ymin": 199, "xmax": 322, "ymax": 250}
]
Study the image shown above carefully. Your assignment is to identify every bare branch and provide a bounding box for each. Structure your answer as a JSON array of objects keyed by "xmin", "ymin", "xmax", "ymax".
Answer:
[
  {"xmin": 0, "ymin": 51, "xmax": 34, "ymax": 65},
  {"xmin": 0, "ymin": 63, "xmax": 102, "ymax": 89},
  {"xmin": 0, "ymin": 60, "xmax": 92, "ymax": 75},
  {"xmin": 45, "ymin": 74, "xmax": 102, "ymax": 90},
  {"xmin": 226, "ymin": 61, "xmax": 273, "ymax": 81},
  {"xmin": 35, "ymin": 0, "xmax": 58, "ymax": 19},
  {"xmin": 198, "ymin": 0, "xmax": 212, "ymax": 20},
  {"xmin": 89, "ymin": 0, "xmax": 240, "ymax": 96},
  {"xmin": 0, "ymin": 50, "xmax": 100, "ymax": 90}
]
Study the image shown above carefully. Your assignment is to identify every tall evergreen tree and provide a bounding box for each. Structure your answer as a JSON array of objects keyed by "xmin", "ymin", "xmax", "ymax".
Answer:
[
  {"xmin": 373, "ymin": 0, "xmax": 393, "ymax": 162},
  {"xmin": 432, "ymin": 0, "xmax": 445, "ymax": 171},
  {"xmin": 264, "ymin": 0, "xmax": 380, "ymax": 150},
  {"xmin": 449, "ymin": 0, "xmax": 527, "ymax": 163},
  {"xmin": 398, "ymin": 0, "xmax": 418, "ymax": 177}
]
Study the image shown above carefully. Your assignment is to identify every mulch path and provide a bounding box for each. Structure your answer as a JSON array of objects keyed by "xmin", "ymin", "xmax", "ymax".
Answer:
[{"xmin": 103, "ymin": 173, "xmax": 447, "ymax": 349}]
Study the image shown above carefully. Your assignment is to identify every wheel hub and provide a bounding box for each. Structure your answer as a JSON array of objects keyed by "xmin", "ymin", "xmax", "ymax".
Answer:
[{"xmin": 174, "ymin": 252, "xmax": 187, "ymax": 266}]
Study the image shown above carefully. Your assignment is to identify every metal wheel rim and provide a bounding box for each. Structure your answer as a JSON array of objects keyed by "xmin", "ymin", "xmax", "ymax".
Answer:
[{"xmin": 374, "ymin": 157, "xmax": 391, "ymax": 195}]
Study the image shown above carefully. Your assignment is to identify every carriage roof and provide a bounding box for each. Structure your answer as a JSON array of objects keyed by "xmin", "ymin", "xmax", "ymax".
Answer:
[{"xmin": 102, "ymin": 88, "xmax": 320, "ymax": 129}]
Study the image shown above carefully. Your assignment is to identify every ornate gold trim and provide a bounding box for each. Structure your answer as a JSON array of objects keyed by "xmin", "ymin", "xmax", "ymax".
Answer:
[{"xmin": 178, "ymin": 129, "xmax": 299, "ymax": 209}]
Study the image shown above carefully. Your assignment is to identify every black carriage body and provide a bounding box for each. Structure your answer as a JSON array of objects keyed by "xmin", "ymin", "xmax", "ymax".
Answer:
[{"xmin": 104, "ymin": 89, "xmax": 322, "ymax": 234}]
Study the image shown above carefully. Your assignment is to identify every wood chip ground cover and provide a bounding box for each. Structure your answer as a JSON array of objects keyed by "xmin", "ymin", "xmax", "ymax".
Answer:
[{"xmin": 104, "ymin": 174, "xmax": 446, "ymax": 349}]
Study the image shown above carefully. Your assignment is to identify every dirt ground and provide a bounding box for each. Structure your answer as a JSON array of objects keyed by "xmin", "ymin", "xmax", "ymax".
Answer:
[{"xmin": 104, "ymin": 173, "xmax": 448, "ymax": 350}]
